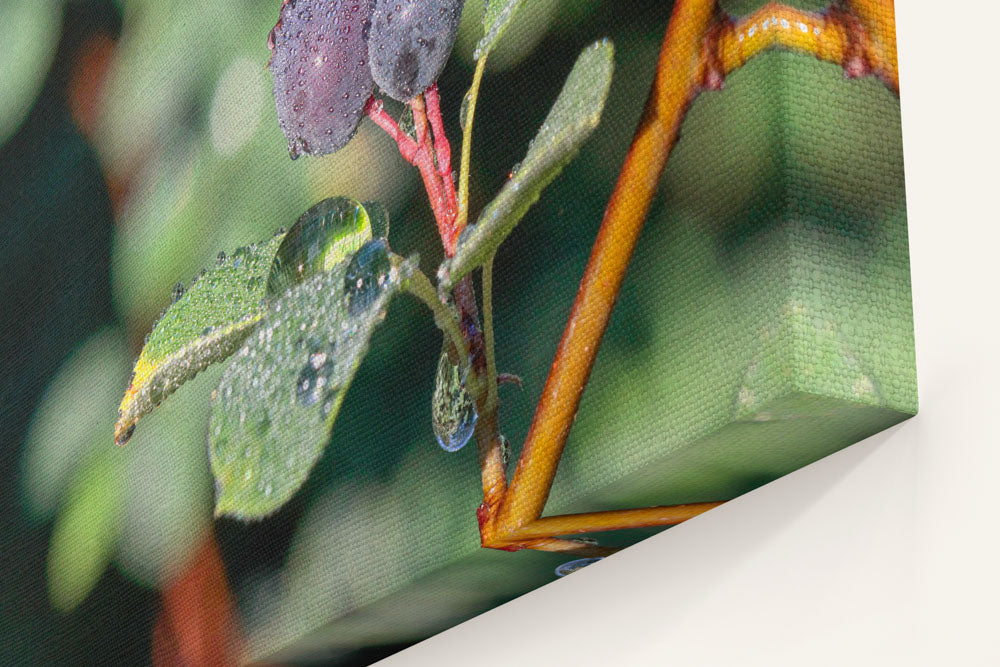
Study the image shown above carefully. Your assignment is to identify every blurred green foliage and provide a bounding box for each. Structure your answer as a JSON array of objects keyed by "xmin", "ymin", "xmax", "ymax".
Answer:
[
  {"xmin": 23, "ymin": 326, "xmax": 217, "ymax": 594},
  {"xmin": 0, "ymin": 1, "xmax": 62, "ymax": 145},
  {"xmin": 9, "ymin": 0, "xmax": 913, "ymax": 663}
]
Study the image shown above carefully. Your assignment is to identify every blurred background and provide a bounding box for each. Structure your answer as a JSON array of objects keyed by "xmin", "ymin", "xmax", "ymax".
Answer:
[{"xmin": 2, "ymin": 0, "xmax": 907, "ymax": 664}]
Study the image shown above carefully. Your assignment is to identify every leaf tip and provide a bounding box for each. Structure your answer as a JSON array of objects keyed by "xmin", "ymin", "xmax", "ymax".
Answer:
[
  {"xmin": 113, "ymin": 418, "xmax": 135, "ymax": 447},
  {"xmin": 212, "ymin": 491, "xmax": 240, "ymax": 520}
]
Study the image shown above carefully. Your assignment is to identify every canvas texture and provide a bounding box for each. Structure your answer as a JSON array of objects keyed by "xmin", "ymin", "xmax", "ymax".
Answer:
[{"xmin": 3, "ymin": 0, "xmax": 912, "ymax": 664}]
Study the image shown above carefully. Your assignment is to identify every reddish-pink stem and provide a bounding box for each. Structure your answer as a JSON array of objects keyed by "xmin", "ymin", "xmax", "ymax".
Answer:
[
  {"xmin": 414, "ymin": 144, "xmax": 451, "ymax": 248},
  {"xmin": 407, "ymin": 96, "xmax": 448, "ymax": 243},
  {"xmin": 365, "ymin": 92, "xmax": 459, "ymax": 255},
  {"xmin": 423, "ymin": 84, "xmax": 452, "ymax": 175},
  {"xmin": 424, "ymin": 84, "xmax": 460, "ymax": 243},
  {"xmin": 364, "ymin": 96, "xmax": 418, "ymax": 161}
]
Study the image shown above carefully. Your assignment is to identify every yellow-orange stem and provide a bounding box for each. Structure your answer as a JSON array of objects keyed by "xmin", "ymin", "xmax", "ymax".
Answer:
[
  {"xmin": 474, "ymin": 396, "xmax": 508, "ymax": 516},
  {"xmin": 477, "ymin": 0, "xmax": 901, "ymax": 554},
  {"xmin": 846, "ymin": 0, "xmax": 898, "ymax": 91},
  {"xmin": 491, "ymin": 0, "xmax": 718, "ymax": 537},
  {"xmin": 717, "ymin": 2, "xmax": 849, "ymax": 74},
  {"xmin": 508, "ymin": 503, "xmax": 725, "ymax": 541}
]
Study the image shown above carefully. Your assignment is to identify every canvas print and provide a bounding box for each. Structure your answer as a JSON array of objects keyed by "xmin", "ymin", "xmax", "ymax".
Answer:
[{"xmin": 3, "ymin": 0, "xmax": 913, "ymax": 663}]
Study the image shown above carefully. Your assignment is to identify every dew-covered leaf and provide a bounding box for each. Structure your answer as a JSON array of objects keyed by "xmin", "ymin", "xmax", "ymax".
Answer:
[
  {"xmin": 115, "ymin": 233, "xmax": 286, "ymax": 446},
  {"xmin": 442, "ymin": 40, "xmax": 614, "ymax": 286},
  {"xmin": 476, "ymin": 0, "xmax": 526, "ymax": 60},
  {"xmin": 267, "ymin": 197, "xmax": 375, "ymax": 298},
  {"xmin": 209, "ymin": 241, "xmax": 416, "ymax": 519}
]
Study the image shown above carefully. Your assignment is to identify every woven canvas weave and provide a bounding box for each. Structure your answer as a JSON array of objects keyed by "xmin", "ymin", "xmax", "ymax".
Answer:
[{"xmin": 4, "ymin": 1, "xmax": 912, "ymax": 664}]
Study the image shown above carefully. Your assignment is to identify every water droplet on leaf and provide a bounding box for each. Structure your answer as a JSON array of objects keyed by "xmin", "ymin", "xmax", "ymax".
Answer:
[
  {"xmin": 344, "ymin": 239, "xmax": 391, "ymax": 316},
  {"xmin": 267, "ymin": 197, "xmax": 374, "ymax": 297},
  {"xmin": 555, "ymin": 557, "xmax": 603, "ymax": 577},
  {"xmin": 308, "ymin": 351, "xmax": 328, "ymax": 369},
  {"xmin": 459, "ymin": 88, "xmax": 472, "ymax": 131},
  {"xmin": 295, "ymin": 349, "xmax": 335, "ymax": 407},
  {"xmin": 431, "ymin": 344, "xmax": 477, "ymax": 452}
]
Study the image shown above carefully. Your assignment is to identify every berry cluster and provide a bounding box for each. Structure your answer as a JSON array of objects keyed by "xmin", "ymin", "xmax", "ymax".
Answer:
[{"xmin": 269, "ymin": 0, "xmax": 464, "ymax": 159}]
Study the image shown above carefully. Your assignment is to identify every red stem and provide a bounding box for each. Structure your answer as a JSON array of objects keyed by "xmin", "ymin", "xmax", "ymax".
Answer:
[
  {"xmin": 364, "ymin": 96, "xmax": 418, "ymax": 161},
  {"xmin": 424, "ymin": 84, "xmax": 452, "ymax": 175},
  {"xmin": 365, "ymin": 93, "xmax": 459, "ymax": 255},
  {"xmin": 424, "ymin": 84, "xmax": 460, "ymax": 243},
  {"xmin": 410, "ymin": 94, "xmax": 429, "ymax": 146}
]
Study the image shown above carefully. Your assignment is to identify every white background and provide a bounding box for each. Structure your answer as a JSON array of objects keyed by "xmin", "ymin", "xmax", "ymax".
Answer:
[{"xmin": 385, "ymin": 3, "xmax": 1000, "ymax": 665}]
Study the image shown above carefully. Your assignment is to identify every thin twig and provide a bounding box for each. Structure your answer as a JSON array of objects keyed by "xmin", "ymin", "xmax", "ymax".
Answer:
[
  {"xmin": 424, "ymin": 84, "xmax": 460, "ymax": 247},
  {"xmin": 456, "ymin": 55, "xmax": 489, "ymax": 236},
  {"xmin": 482, "ymin": 253, "xmax": 499, "ymax": 415},
  {"xmin": 508, "ymin": 503, "xmax": 725, "ymax": 540},
  {"xmin": 411, "ymin": 93, "xmax": 460, "ymax": 254},
  {"xmin": 424, "ymin": 83, "xmax": 452, "ymax": 175},
  {"xmin": 409, "ymin": 93, "xmax": 429, "ymax": 146},
  {"xmin": 404, "ymin": 263, "xmax": 468, "ymax": 371},
  {"xmin": 469, "ymin": 251, "xmax": 507, "ymax": 513},
  {"xmin": 364, "ymin": 96, "xmax": 418, "ymax": 161}
]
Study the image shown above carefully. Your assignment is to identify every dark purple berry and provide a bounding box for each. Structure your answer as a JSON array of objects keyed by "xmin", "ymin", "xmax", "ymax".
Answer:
[
  {"xmin": 367, "ymin": 0, "xmax": 464, "ymax": 102},
  {"xmin": 268, "ymin": 0, "xmax": 376, "ymax": 158}
]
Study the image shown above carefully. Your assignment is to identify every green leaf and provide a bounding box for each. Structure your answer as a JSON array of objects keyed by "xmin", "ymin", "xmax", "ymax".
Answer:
[
  {"xmin": 361, "ymin": 200, "xmax": 391, "ymax": 240},
  {"xmin": 115, "ymin": 232, "xmax": 287, "ymax": 445},
  {"xmin": 116, "ymin": 196, "xmax": 378, "ymax": 446},
  {"xmin": 47, "ymin": 452, "xmax": 125, "ymax": 612},
  {"xmin": 442, "ymin": 40, "xmax": 614, "ymax": 286},
  {"xmin": 209, "ymin": 241, "xmax": 416, "ymax": 519},
  {"xmin": 475, "ymin": 0, "xmax": 527, "ymax": 59}
]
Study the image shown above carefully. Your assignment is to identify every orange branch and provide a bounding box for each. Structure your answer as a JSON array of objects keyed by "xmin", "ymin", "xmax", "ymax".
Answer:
[
  {"xmin": 508, "ymin": 503, "xmax": 725, "ymax": 541},
  {"xmin": 501, "ymin": 536, "xmax": 619, "ymax": 558},
  {"xmin": 474, "ymin": 410, "xmax": 509, "ymax": 518},
  {"xmin": 488, "ymin": 0, "xmax": 718, "ymax": 539},
  {"xmin": 713, "ymin": 1, "xmax": 899, "ymax": 93},
  {"xmin": 846, "ymin": 0, "xmax": 899, "ymax": 91},
  {"xmin": 474, "ymin": 0, "xmax": 901, "ymax": 554},
  {"xmin": 716, "ymin": 3, "xmax": 849, "ymax": 73}
]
